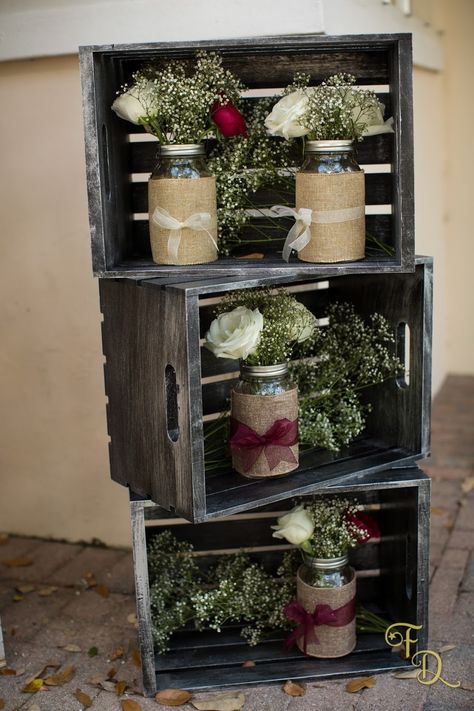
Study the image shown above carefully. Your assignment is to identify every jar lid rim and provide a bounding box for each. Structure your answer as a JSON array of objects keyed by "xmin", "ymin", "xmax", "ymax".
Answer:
[
  {"xmin": 240, "ymin": 362, "xmax": 289, "ymax": 377},
  {"xmin": 306, "ymin": 139, "xmax": 354, "ymax": 152},
  {"xmin": 159, "ymin": 143, "xmax": 205, "ymax": 156}
]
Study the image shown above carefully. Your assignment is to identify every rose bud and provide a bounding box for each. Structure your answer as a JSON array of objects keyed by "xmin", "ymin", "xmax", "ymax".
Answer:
[{"xmin": 211, "ymin": 99, "xmax": 247, "ymax": 137}]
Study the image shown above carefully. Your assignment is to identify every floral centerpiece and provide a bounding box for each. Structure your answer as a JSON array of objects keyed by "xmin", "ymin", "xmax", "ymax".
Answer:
[
  {"xmin": 112, "ymin": 52, "xmax": 246, "ymax": 266},
  {"xmin": 265, "ymin": 73, "xmax": 393, "ymax": 264},
  {"xmin": 204, "ymin": 287, "xmax": 316, "ymax": 478},
  {"xmin": 272, "ymin": 497, "xmax": 380, "ymax": 658}
]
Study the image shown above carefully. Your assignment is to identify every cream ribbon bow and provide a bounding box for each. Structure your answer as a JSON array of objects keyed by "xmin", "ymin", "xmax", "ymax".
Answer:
[
  {"xmin": 271, "ymin": 205, "xmax": 313, "ymax": 262},
  {"xmin": 152, "ymin": 206, "xmax": 217, "ymax": 261},
  {"xmin": 271, "ymin": 204, "xmax": 365, "ymax": 262}
]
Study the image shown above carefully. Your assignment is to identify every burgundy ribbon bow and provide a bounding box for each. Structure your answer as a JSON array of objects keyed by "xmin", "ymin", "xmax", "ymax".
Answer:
[
  {"xmin": 283, "ymin": 598, "xmax": 356, "ymax": 655},
  {"xmin": 229, "ymin": 417, "xmax": 298, "ymax": 472}
]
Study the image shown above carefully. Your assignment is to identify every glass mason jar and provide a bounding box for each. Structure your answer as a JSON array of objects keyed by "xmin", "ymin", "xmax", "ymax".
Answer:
[
  {"xmin": 230, "ymin": 362, "xmax": 299, "ymax": 479},
  {"xmin": 148, "ymin": 143, "xmax": 218, "ymax": 266},
  {"xmin": 295, "ymin": 139, "xmax": 366, "ymax": 264},
  {"xmin": 299, "ymin": 553, "xmax": 353, "ymax": 588}
]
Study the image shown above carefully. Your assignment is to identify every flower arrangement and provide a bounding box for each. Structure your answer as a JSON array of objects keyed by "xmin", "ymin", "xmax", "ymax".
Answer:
[
  {"xmin": 112, "ymin": 51, "xmax": 246, "ymax": 144},
  {"xmin": 271, "ymin": 498, "xmax": 380, "ymax": 558},
  {"xmin": 265, "ymin": 72, "xmax": 393, "ymax": 142},
  {"xmin": 204, "ymin": 287, "xmax": 317, "ymax": 365}
]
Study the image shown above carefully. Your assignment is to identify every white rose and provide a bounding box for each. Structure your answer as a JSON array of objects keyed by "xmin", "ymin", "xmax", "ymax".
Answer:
[
  {"xmin": 111, "ymin": 81, "xmax": 156, "ymax": 125},
  {"xmin": 264, "ymin": 90, "xmax": 310, "ymax": 140},
  {"xmin": 204, "ymin": 306, "xmax": 264, "ymax": 360},
  {"xmin": 271, "ymin": 505, "xmax": 314, "ymax": 545},
  {"xmin": 289, "ymin": 300, "xmax": 317, "ymax": 343},
  {"xmin": 352, "ymin": 99, "xmax": 394, "ymax": 137}
]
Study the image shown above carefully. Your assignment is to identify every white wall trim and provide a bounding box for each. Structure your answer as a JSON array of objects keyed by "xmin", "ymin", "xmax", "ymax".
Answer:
[{"xmin": 0, "ymin": 0, "xmax": 442, "ymax": 70}]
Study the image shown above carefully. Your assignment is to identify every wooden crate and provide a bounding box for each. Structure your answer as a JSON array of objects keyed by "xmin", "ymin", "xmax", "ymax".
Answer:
[
  {"xmin": 80, "ymin": 33, "xmax": 414, "ymax": 278},
  {"xmin": 100, "ymin": 256, "xmax": 432, "ymax": 522},
  {"xmin": 131, "ymin": 467, "xmax": 430, "ymax": 696}
]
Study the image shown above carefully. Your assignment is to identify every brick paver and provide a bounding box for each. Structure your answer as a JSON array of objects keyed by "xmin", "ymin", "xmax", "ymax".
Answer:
[{"xmin": 0, "ymin": 375, "xmax": 472, "ymax": 710}]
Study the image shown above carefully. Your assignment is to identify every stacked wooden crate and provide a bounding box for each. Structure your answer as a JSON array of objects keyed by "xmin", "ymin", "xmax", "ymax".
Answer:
[{"xmin": 80, "ymin": 33, "xmax": 432, "ymax": 696}]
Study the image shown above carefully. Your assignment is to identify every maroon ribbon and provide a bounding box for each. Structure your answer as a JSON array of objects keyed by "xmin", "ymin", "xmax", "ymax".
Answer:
[
  {"xmin": 229, "ymin": 417, "xmax": 298, "ymax": 472},
  {"xmin": 283, "ymin": 598, "xmax": 356, "ymax": 655}
]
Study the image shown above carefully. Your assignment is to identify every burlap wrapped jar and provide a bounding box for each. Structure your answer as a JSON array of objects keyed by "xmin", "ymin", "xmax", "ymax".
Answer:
[
  {"xmin": 295, "ymin": 140, "xmax": 365, "ymax": 263},
  {"xmin": 230, "ymin": 363, "xmax": 299, "ymax": 479},
  {"xmin": 148, "ymin": 144, "xmax": 218, "ymax": 265},
  {"xmin": 295, "ymin": 555, "xmax": 356, "ymax": 658}
]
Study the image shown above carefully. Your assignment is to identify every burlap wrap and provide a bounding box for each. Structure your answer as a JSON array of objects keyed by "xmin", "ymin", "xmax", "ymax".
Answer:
[
  {"xmin": 296, "ymin": 566, "xmax": 356, "ymax": 658},
  {"xmin": 148, "ymin": 176, "xmax": 218, "ymax": 265},
  {"xmin": 230, "ymin": 387, "xmax": 298, "ymax": 478},
  {"xmin": 295, "ymin": 172, "xmax": 365, "ymax": 263}
]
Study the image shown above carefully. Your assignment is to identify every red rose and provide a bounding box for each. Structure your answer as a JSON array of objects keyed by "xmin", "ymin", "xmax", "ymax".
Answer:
[
  {"xmin": 211, "ymin": 99, "xmax": 247, "ymax": 137},
  {"xmin": 345, "ymin": 511, "xmax": 381, "ymax": 543}
]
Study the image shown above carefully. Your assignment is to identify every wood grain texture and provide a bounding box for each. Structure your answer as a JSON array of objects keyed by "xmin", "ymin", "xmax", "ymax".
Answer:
[
  {"xmin": 130, "ymin": 467, "xmax": 429, "ymax": 695},
  {"xmin": 79, "ymin": 34, "xmax": 413, "ymax": 277}
]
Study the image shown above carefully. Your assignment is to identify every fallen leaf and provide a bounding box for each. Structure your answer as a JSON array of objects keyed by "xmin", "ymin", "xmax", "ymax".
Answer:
[
  {"xmin": 109, "ymin": 646, "xmax": 125, "ymax": 661},
  {"xmin": 88, "ymin": 673, "xmax": 106, "ymax": 686},
  {"xmin": 80, "ymin": 572, "xmax": 97, "ymax": 589},
  {"xmin": 155, "ymin": 688, "xmax": 193, "ymax": 706},
  {"xmin": 131, "ymin": 647, "xmax": 141, "ymax": 668},
  {"xmin": 0, "ymin": 668, "xmax": 17, "ymax": 676},
  {"xmin": 38, "ymin": 586, "xmax": 58, "ymax": 597},
  {"xmin": 2, "ymin": 556, "xmax": 34, "ymax": 568},
  {"xmin": 346, "ymin": 676, "xmax": 376, "ymax": 692},
  {"xmin": 74, "ymin": 688, "xmax": 93, "ymax": 708},
  {"xmin": 13, "ymin": 595, "xmax": 24, "ymax": 602},
  {"xmin": 16, "ymin": 584, "xmax": 36, "ymax": 594},
  {"xmin": 28, "ymin": 705, "xmax": 41, "ymax": 711},
  {"xmin": 431, "ymin": 506, "xmax": 447, "ymax": 516},
  {"xmin": 282, "ymin": 680, "xmax": 306, "ymax": 697},
  {"xmin": 191, "ymin": 691, "xmax": 245, "ymax": 710},
  {"xmin": 22, "ymin": 678, "xmax": 44, "ymax": 693},
  {"xmin": 96, "ymin": 584, "xmax": 110, "ymax": 599},
  {"xmin": 236, "ymin": 252, "xmax": 265, "ymax": 260},
  {"xmin": 107, "ymin": 667, "xmax": 118, "ymax": 680},
  {"xmin": 98, "ymin": 680, "xmax": 117, "ymax": 693},
  {"xmin": 242, "ymin": 660, "xmax": 255, "ymax": 668},
  {"xmin": 461, "ymin": 681, "xmax": 474, "ymax": 691},
  {"xmin": 88, "ymin": 646, "xmax": 99, "ymax": 657},
  {"xmin": 115, "ymin": 680, "xmax": 128, "ymax": 696},
  {"xmin": 121, "ymin": 701, "xmax": 142, "ymax": 711},
  {"xmin": 461, "ymin": 476, "xmax": 474, "ymax": 494},
  {"xmin": 439, "ymin": 644, "xmax": 457, "ymax": 653},
  {"xmin": 36, "ymin": 662, "xmax": 61, "ymax": 679},
  {"xmin": 61, "ymin": 644, "xmax": 82, "ymax": 653},
  {"xmin": 394, "ymin": 669, "xmax": 419, "ymax": 679},
  {"xmin": 127, "ymin": 613, "xmax": 138, "ymax": 626},
  {"xmin": 44, "ymin": 664, "xmax": 75, "ymax": 686},
  {"xmin": 0, "ymin": 533, "xmax": 9, "ymax": 545},
  {"xmin": 0, "ymin": 700, "xmax": 4, "ymax": 709}
]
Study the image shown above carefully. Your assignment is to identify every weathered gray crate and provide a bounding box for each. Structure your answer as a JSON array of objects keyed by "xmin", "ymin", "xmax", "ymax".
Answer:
[
  {"xmin": 99, "ymin": 256, "xmax": 432, "ymax": 522},
  {"xmin": 80, "ymin": 33, "xmax": 414, "ymax": 278},
  {"xmin": 130, "ymin": 467, "xmax": 430, "ymax": 696}
]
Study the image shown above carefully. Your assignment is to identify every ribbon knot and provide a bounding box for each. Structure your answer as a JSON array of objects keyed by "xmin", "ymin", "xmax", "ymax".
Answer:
[
  {"xmin": 229, "ymin": 417, "xmax": 298, "ymax": 472},
  {"xmin": 271, "ymin": 203, "xmax": 365, "ymax": 262},
  {"xmin": 284, "ymin": 598, "xmax": 356, "ymax": 655},
  {"xmin": 151, "ymin": 206, "xmax": 218, "ymax": 261}
]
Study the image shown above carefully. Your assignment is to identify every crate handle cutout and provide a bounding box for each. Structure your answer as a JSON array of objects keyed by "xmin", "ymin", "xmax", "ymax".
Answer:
[
  {"xmin": 396, "ymin": 321, "xmax": 411, "ymax": 388},
  {"xmin": 165, "ymin": 364, "xmax": 179, "ymax": 442},
  {"xmin": 101, "ymin": 123, "xmax": 111, "ymax": 200}
]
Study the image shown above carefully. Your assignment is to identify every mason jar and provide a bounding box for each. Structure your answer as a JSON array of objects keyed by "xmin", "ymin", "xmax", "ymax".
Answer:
[
  {"xmin": 148, "ymin": 143, "xmax": 218, "ymax": 265},
  {"xmin": 295, "ymin": 139, "xmax": 366, "ymax": 263},
  {"xmin": 230, "ymin": 362, "xmax": 299, "ymax": 479},
  {"xmin": 299, "ymin": 553, "xmax": 353, "ymax": 588}
]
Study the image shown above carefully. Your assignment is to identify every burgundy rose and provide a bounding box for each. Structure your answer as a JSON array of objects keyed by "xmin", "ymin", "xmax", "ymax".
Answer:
[
  {"xmin": 345, "ymin": 511, "xmax": 381, "ymax": 544},
  {"xmin": 211, "ymin": 99, "xmax": 247, "ymax": 137}
]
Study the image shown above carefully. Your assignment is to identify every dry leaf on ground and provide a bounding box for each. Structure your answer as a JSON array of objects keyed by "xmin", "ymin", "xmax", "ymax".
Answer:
[
  {"xmin": 36, "ymin": 662, "xmax": 61, "ymax": 679},
  {"xmin": 131, "ymin": 648, "xmax": 141, "ymax": 668},
  {"xmin": 96, "ymin": 584, "xmax": 110, "ymax": 598},
  {"xmin": 16, "ymin": 584, "xmax": 36, "ymax": 594},
  {"xmin": 394, "ymin": 669, "xmax": 419, "ymax": 679},
  {"xmin": 346, "ymin": 676, "xmax": 376, "ymax": 693},
  {"xmin": 430, "ymin": 506, "xmax": 446, "ymax": 516},
  {"xmin": 98, "ymin": 680, "xmax": 117, "ymax": 693},
  {"xmin": 121, "ymin": 700, "xmax": 142, "ymax": 711},
  {"xmin": 0, "ymin": 699, "xmax": 5, "ymax": 709},
  {"xmin": 45, "ymin": 664, "xmax": 75, "ymax": 686},
  {"xmin": 22, "ymin": 678, "xmax": 44, "ymax": 693},
  {"xmin": 283, "ymin": 680, "xmax": 306, "ymax": 696},
  {"xmin": 88, "ymin": 673, "xmax": 106, "ymax": 686},
  {"xmin": 61, "ymin": 644, "xmax": 82, "ymax": 653},
  {"xmin": 110, "ymin": 646, "xmax": 125, "ymax": 661},
  {"xmin": 439, "ymin": 644, "xmax": 457, "ymax": 653},
  {"xmin": 13, "ymin": 595, "xmax": 24, "ymax": 602},
  {"xmin": 461, "ymin": 476, "xmax": 474, "ymax": 494},
  {"xmin": 461, "ymin": 681, "xmax": 474, "ymax": 691},
  {"xmin": 155, "ymin": 688, "xmax": 193, "ymax": 706},
  {"xmin": 127, "ymin": 613, "xmax": 138, "ymax": 626},
  {"xmin": 81, "ymin": 572, "xmax": 97, "ymax": 589},
  {"xmin": 191, "ymin": 691, "xmax": 245, "ymax": 711},
  {"xmin": 74, "ymin": 688, "xmax": 93, "ymax": 708},
  {"xmin": 38, "ymin": 586, "xmax": 58, "ymax": 597},
  {"xmin": 115, "ymin": 680, "xmax": 128, "ymax": 696},
  {"xmin": 28, "ymin": 705, "xmax": 41, "ymax": 711},
  {"xmin": 107, "ymin": 667, "xmax": 118, "ymax": 680},
  {"xmin": 2, "ymin": 556, "xmax": 34, "ymax": 568},
  {"xmin": 0, "ymin": 668, "xmax": 17, "ymax": 676}
]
